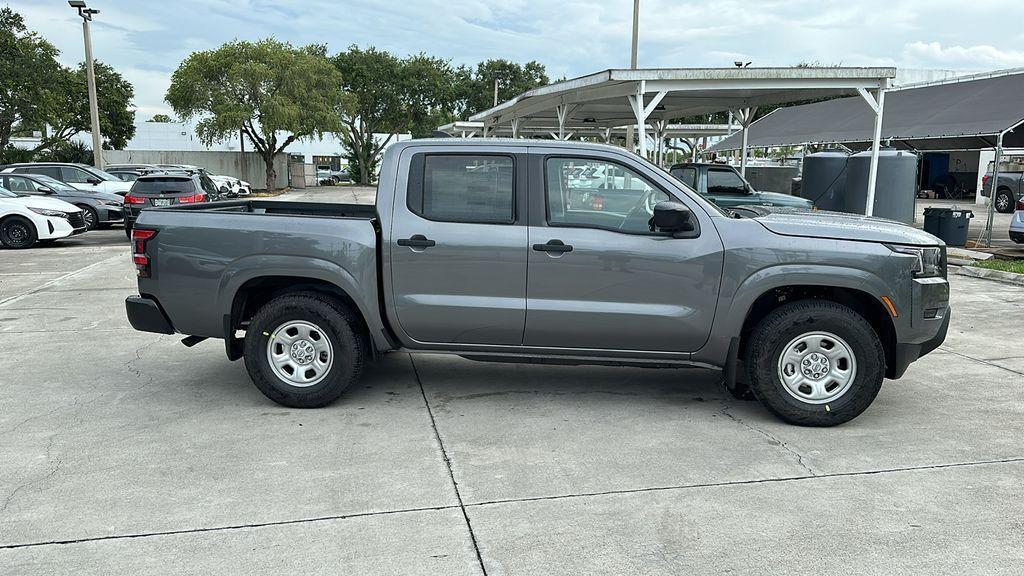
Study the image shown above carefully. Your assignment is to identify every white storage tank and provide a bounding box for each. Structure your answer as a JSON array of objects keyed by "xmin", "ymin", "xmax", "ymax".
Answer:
[
  {"xmin": 846, "ymin": 150, "xmax": 918, "ymax": 224},
  {"xmin": 800, "ymin": 152, "xmax": 849, "ymax": 212}
]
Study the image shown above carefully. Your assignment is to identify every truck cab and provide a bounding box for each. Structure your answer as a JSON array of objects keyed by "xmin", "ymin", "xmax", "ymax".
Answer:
[{"xmin": 669, "ymin": 162, "xmax": 813, "ymax": 210}]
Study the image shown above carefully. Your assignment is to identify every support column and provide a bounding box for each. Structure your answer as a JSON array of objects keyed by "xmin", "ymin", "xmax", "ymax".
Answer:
[
  {"xmin": 858, "ymin": 87, "xmax": 887, "ymax": 216},
  {"xmin": 510, "ymin": 117, "xmax": 521, "ymax": 139},
  {"xmin": 555, "ymin": 104, "xmax": 576, "ymax": 141},
  {"xmin": 734, "ymin": 107, "xmax": 757, "ymax": 177},
  {"xmin": 982, "ymin": 132, "xmax": 1004, "ymax": 247},
  {"xmin": 627, "ymin": 83, "xmax": 667, "ymax": 160}
]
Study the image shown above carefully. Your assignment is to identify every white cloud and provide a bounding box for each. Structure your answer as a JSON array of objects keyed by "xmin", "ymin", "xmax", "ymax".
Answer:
[{"xmin": 902, "ymin": 41, "xmax": 1024, "ymax": 69}]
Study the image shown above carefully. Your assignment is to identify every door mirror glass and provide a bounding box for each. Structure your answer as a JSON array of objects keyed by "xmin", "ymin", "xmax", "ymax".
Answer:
[
  {"xmin": 87, "ymin": 177, "xmax": 101, "ymax": 185},
  {"xmin": 38, "ymin": 187, "xmax": 53, "ymax": 194},
  {"xmin": 653, "ymin": 201, "xmax": 696, "ymax": 236}
]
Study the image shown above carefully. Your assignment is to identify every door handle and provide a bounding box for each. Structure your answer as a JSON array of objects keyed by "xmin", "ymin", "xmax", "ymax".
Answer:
[
  {"xmin": 397, "ymin": 234, "xmax": 436, "ymax": 248},
  {"xmin": 532, "ymin": 239, "xmax": 573, "ymax": 253}
]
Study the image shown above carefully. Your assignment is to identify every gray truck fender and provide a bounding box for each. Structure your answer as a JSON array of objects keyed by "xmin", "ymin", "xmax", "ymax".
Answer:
[{"xmin": 216, "ymin": 254, "xmax": 389, "ymax": 350}]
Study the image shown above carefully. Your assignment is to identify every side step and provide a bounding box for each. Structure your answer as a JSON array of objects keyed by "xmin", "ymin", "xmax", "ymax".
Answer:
[{"xmin": 181, "ymin": 335, "xmax": 208, "ymax": 347}]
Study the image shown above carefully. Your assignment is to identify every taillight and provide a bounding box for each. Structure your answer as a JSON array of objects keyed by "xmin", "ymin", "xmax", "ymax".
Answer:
[
  {"xmin": 124, "ymin": 194, "xmax": 145, "ymax": 204},
  {"xmin": 591, "ymin": 195, "xmax": 604, "ymax": 210},
  {"xmin": 1017, "ymin": 197, "xmax": 1024, "ymax": 211},
  {"xmin": 131, "ymin": 228, "xmax": 156, "ymax": 278},
  {"xmin": 982, "ymin": 175, "xmax": 990, "ymax": 186},
  {"xmin": 178, "ymin": 192, "xmax": 206, "ymax": 204}
]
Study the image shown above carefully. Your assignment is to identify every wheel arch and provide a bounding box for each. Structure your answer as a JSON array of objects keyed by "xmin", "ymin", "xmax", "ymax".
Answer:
[{"xmin": 738, "ymin": 284, "xmax": 897, "ymax": 378}]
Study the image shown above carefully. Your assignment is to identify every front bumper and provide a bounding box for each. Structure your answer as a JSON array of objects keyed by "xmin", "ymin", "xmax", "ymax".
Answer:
[
  {"xmin": 125, "ymin": 295, "xmax": 175, "ymax": 334},
  {"xmin": 97, "ymin": 205, "xmax": 124, "ymax": 223},
  {"xmin": 889, "ymin": 310, "xmax": 949, "ymax": 379}
]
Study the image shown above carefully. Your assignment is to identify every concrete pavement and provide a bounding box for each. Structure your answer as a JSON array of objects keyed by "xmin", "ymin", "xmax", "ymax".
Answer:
[{"xmin": 1, "ymin": 211, "xmax": 1022, "ymax": 574}]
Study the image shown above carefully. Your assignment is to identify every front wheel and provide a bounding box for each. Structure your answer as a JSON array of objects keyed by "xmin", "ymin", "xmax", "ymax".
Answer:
[
  {"xmin": 79, "ymin": 205, "xmax": 99, "ymax": 230},
  {"xmin": 0, "ymin": 216, "xmax": 38, "ymax": 249},
  {"xmin": 243, "ymin": 292, "xmax": 367, "ymax": 408},
  {"xmin": 745, "ymin": 300, "xmax": 885, "ymax": 426},
  {"xmin": 995, "ymin": 189, "xmax": 1014, "ymax": 213}
]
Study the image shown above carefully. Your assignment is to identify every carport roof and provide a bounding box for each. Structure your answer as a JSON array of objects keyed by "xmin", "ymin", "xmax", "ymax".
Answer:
[
  {"xmin": 437, "ymin": 120, "xmax": 733, "ymax": 139},
  {"xmin": 708, "ymin": 68, "xmax": 1024, "ymax": 152},
  {"xmin": 468, "ymin": 67, "xmax": 894, "ymax": 128}
]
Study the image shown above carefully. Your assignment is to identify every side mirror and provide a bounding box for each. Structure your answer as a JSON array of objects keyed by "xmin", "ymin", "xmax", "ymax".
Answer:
[
  {"xmin": 653, "ymin": 201, "xmax": 697, "ymax": 237},
  {"xmin": 87, "ymin": 177, "xmax": 101, "ymax": 185}
]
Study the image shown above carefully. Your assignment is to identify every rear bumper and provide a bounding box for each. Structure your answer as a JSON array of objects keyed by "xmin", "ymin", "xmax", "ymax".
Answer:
[
  {"xmin": 888, "ymin": 308, "xmax": 949, "ymax": 379},
  {"xmin": 125, "ymin": 295, "xmax": 175, "ymax": 334}
]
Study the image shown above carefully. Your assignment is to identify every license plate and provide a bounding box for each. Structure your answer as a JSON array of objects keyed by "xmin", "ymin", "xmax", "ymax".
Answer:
[{"xmin": 153, "ymin": 198, "xmax": 172, "ymax": 207}]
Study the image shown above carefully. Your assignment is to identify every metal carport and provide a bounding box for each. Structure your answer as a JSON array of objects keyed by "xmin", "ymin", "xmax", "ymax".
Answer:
[
  {"xmin": 466, "ymin": 67, "xmax": 895, "ymax": 214},
  {"xmin": 707, "ymin": 68, "xmax": 1024, "ymax": 244}
]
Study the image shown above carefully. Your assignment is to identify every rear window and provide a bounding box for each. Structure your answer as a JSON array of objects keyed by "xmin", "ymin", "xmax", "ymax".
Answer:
[
  {"xmin": 407, "ymin": 154, "xmax": 514, "ymax": 224},
  {"xmin": 131, "ymin": 177, "xmax": 195, "ymax": 194}
]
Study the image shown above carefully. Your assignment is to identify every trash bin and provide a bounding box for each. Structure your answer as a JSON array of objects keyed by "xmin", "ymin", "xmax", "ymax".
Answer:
[{"xmin": 923, "ymin": 207, "xmax": 973, "ymax": 246}]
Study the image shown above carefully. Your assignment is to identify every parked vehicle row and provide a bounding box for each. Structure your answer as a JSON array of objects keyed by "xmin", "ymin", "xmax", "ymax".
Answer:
[
  {"xmin": 107, "ymin": 163, "xmax": 252, "ymax": 197},
  {"xmin": 123, "ymin": 172, "xmax": 219, "ymax": 236},
  {"xmin": 0, "ymin": 173, "xmax": 123, "ymax": 230}
]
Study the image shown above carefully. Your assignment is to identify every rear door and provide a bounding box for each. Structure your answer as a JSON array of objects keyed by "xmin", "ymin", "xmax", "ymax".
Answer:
[
  {"xmin": 524, "ymin": 152, "xmax": 724, "ymax": 353},
  {"xmin": 388, "ymin": 146, "xmax": 529, "ymax": 345}
]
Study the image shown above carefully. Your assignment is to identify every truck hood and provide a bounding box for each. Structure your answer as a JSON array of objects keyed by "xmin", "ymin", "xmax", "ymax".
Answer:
[
  {"xmin": 746, "ymin": 206, "xmax": 943, "ymax": 246},
  {"xmin": 754, "ymin": 191, "xmax": 814, "ymax": 208}
]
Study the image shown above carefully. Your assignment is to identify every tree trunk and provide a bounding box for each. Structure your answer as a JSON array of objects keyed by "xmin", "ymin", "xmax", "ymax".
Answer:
[
  {"xmin": 357, "ymin": 144, "xmax": 371, "ymax": 186},
  {"xmin": 264, "ymin": 154, "xmax": 276, "ymax": 192}
]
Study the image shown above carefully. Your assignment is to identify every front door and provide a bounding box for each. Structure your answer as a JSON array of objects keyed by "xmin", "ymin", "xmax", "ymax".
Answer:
[
  {"xmin": 389, "ymin": 149, "xmax": 529, "ymax": 345},
  {"xmin": 524, "ymin": 154, "xmax": 723, "ymax": 352}
]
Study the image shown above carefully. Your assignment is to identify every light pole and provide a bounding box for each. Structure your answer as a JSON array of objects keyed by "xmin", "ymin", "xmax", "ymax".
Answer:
[
  {"xmin": 68, "ymin": 1, "xmax": 104, "ymax": 169},
  {"xmin": 625, "ymin": 0, "xmax": 640, "ymax": 151}
]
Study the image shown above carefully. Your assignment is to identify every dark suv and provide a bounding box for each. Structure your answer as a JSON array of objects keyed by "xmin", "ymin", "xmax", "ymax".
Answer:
[{"xmin": 123, "ymin": 173, "xmax": 219, "ymax": 236}]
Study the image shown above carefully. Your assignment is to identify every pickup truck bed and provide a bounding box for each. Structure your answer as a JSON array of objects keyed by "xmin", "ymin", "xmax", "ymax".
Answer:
[{"xmin": 125, "ymin": 138, "xmax": 950, "ymax": 427}]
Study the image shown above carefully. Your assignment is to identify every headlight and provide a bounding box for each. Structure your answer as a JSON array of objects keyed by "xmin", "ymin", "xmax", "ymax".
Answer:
[
  {"xmin": 99, "ymin": 200, "xmax": 122, "ymax": 207},
  {"xmin": 886, "ymin": 244, "xmax": 944, "ymax": 278},
  {"xmin": 29, "ymin": 207, "xmax": 68, "ymax": 218}
]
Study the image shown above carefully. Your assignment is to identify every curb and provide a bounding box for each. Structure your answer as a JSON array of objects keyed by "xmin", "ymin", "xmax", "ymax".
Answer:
[{"xmin": 951, "ymin": 265, "xmax": 1024, "ymax": 287}]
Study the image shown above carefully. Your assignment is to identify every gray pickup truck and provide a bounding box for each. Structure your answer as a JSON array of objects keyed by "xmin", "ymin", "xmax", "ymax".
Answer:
[
  {"xmin": 980, "ymin": 169, "xmax": 1022, "ymax": 213},
  {"xmin": 125, "ymin": 139, "xmax": 950, "ymax": 426}
]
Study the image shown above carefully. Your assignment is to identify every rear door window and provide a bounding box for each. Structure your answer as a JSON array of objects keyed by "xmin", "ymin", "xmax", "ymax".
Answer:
[{"xmin": 408, "ymin": 155, "xmax": 514, "ymax": 224}]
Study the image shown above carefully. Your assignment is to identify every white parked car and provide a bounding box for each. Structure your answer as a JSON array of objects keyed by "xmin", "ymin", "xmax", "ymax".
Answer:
[
  {"xmin": 0, "ymin": 185, "xmax": 87, "ymax": 249},
  {"xmin": 209, "ymin": 174, "xmax": 252, "ymax": 196},
  {"xmin": 1010, "ymin": 196, "xmax": 1024, "ymax": 244},
  {"xmin": 0, "ymin": 163, "xmax": 134, "ymax": 196}
]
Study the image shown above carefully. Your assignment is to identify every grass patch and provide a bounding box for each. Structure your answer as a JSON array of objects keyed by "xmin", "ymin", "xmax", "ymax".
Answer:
[{"xmin": 973, "ymin": 259, "xmax": 1024, "ymax": 274}]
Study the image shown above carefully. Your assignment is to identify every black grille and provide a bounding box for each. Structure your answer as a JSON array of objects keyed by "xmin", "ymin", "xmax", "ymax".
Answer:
[{"xmin": 67, "ymin": 210, "xmax": 86, "ymax": 229}]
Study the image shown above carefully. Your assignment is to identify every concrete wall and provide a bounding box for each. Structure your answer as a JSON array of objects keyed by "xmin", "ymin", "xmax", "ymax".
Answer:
[{"xmin": 104, "ymin": 150, "xmax": 288, "ymax": 190}]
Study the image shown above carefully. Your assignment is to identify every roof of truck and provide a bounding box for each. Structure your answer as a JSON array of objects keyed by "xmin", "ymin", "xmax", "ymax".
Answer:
[{"xmin": 391, "ymin": 137, "xmax": 632, "ymax": 153}]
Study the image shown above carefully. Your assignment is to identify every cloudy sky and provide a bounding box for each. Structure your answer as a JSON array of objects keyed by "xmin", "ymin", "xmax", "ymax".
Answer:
[{"xmin": 8, "ymin": 0, "xmax": 1024, "ymax": 117}]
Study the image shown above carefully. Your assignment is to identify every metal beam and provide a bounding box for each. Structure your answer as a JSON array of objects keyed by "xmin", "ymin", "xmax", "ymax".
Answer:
[{"xmin": 863, "ymin": 88, "xmax": 886, "ymax": 216}]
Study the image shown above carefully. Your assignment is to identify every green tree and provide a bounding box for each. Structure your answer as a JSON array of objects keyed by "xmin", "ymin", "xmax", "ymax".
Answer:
[
  {"xmin": 166, "ymin": 39, "xmax": 348, "ymax": 191},
  {"xmin": 331, "ymin": 46, "xmax": 406, "ymax": 185},
  {"xmin": 0, "ymin": 7, "xmax": 62, "ymax": 153},
  {"xmin": 39, "ymin": 61, "xmax": 136, "ymax": 152},
  {"xmin": 459, "ymin": 59, "xmax": 549, "ymax": 117},
  {"xmin": 147, "ymin": 113, "xmax": 174, "ymax": 122}
]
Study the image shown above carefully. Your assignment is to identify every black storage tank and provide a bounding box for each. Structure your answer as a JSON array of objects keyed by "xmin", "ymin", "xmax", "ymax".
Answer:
[
  {"xmin": 800, "ymin": 152, "xmax": 849, "ymax": 211},
  {"xmin": 846, "ymin": 150, "xmax": 918, "ymax": 224}
]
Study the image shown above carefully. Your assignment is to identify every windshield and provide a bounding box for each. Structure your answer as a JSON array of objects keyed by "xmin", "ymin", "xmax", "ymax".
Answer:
[
  {"xmin": 30, "ymin": 174, "xmax": 78, "ymax": 192},
  {"xmin": 0, "ymin": 186, "xmax": 17, "ymax": 198},
  {"xmin": 83, "ymin": 166, "xmax": 123, "ymax": 182}
]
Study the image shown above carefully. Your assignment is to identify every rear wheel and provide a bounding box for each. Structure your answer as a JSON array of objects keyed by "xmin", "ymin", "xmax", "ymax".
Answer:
[
  {"xmin": 745, "ymin": 300, "xmax": 885, "ymax": 426},
  {"xmin": 243, "ymin": 292, "xmax": 367, "ymax": 408},
  {"xmin": 995, "ymin": 188, "xmax": 1014, "ymax": 213},
  {"xmin": 0, "ymin": 216, "xmax": 38, "ymax": 249}
]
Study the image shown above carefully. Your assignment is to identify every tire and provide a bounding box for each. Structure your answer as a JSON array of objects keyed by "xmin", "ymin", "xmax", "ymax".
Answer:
[
  {"xmin": 78, "ymin": 205, "xmax": 99, "ymax": 230},
  {"xmin": 995, "ymin": 188, "xmax": 1014, "ymax": 213},
  {"xmin": 0, "ymin": 216, "xmax": 38, "ymax": 249},
  {"xmin": 745, "ymin": 300, "xmax": 885, "ymax": 427},
  {"xmin": 243, "ymin": 292, "xmax": 367, "ymax": 408}
]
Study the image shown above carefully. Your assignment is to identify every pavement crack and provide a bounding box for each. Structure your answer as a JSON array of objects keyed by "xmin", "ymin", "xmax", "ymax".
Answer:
[
  {"xmin": 1, "ymin": 435, "xmax": 64, "ymax": 515},
  {"xmin": 719, "ymin": 402, "xmax": 817, "ymax": 476},
  {"xmin": 938, "ymin": 346, "xmax": 1024, "ymax": 377},
  {"xmin": 409, "ymin": 353, "xmax": 489, "ymax": 576}
]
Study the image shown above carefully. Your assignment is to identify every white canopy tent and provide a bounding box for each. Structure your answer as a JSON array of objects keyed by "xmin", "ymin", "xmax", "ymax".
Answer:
[{"xmin": 466, "ymin": 67, "xmax": 896, "ymax": 214}]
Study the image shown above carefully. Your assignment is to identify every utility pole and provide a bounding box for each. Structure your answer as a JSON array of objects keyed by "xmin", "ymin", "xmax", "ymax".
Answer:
[
  {"xmin": 69, "ymin": 1, "xmax": 104, "ymax": 169},
  {"xmin": 625, "ymin": 0, "xmax": 639, "ymax": 151}
]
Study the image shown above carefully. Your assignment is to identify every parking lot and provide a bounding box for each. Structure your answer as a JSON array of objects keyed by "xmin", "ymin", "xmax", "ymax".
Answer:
[{"xmin": 1, "ymin": 190, "xmax": 1023, "ymax": 575}]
